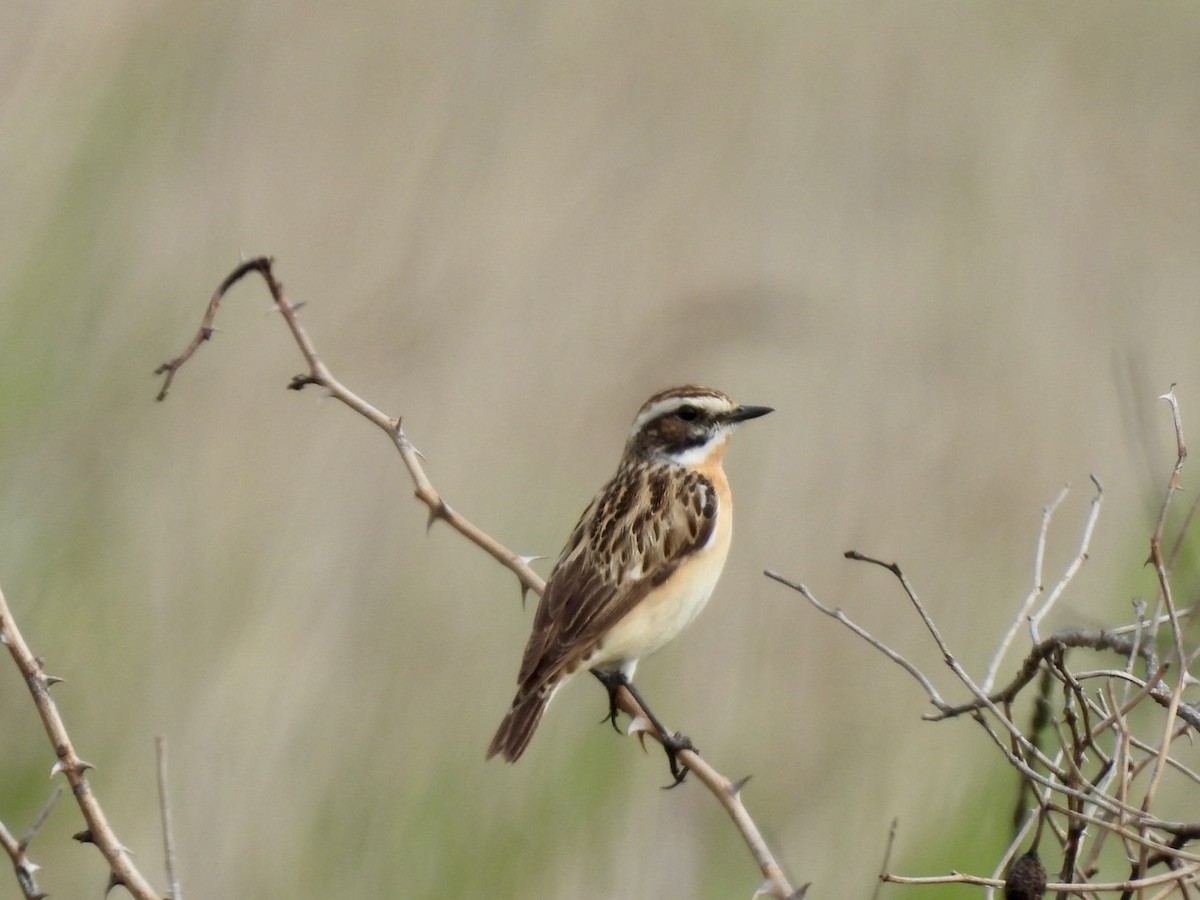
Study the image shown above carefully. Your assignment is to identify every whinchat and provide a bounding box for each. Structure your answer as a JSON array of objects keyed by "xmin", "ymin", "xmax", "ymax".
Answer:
[{"xmin": 487, "ymin": 385, "xmax": 771, "ymax": 782}]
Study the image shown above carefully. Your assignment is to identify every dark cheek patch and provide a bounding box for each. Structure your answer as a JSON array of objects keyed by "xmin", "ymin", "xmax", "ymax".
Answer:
[{"xmin": 645, "ymin": 417, "xmax": 710, "ymax": 453}]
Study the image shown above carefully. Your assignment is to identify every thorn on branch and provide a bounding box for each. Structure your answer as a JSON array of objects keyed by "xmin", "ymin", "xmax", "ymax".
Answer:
[
  {"xmin": 626, "ymin": 714, "xmax": 651, "ymax": 738},
  {"xmin": 50, "ymin": 757, "xmax": 93, "ymax": 778},
  {"xmin": 515, "ymin": 555, "xmax": 546, "ymax": 609},
  {"xmin": 729, "ymin": 774, "xmax": 752, "ymax": 798},
  {"xmin": 73, "ymin": 829, "xmax": 95, "ymax": 844},
  {"xmin": 425, "ymin": 498, "xmax": 451, "ymax": 531}
]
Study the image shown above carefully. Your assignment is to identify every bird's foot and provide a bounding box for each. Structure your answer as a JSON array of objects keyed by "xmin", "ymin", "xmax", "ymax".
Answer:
[{"xmin": 660, "ymin": 730, "xmax": 696, "ymax": 788}]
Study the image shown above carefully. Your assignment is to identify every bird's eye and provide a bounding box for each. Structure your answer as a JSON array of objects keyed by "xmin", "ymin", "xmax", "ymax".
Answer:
[{"xmin": 676, "ymin": 405, "xmax": 699, "ymax": 422}]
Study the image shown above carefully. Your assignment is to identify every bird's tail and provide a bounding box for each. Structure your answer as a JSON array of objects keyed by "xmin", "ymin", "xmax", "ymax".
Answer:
[{"xmin": 487, "ymin": 685, "xmax": 554, "ymax": 763}]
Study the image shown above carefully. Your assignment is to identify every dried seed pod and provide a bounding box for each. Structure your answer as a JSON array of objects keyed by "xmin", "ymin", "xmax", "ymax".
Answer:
[{"xmin": 1004, "ymin": 849, "xmax": 1047, "ymax": 900}]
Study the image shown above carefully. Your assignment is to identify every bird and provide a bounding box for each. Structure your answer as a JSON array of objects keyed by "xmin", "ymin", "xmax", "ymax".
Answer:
[{"xmin": 487, "ymin": 385, "xmax": 772, "ymax": 783}]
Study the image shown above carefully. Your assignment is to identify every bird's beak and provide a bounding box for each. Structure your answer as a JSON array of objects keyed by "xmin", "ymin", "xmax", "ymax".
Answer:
[{"xmin": 724, "ymin": 404, "xmax": 773, "ymax": 424}]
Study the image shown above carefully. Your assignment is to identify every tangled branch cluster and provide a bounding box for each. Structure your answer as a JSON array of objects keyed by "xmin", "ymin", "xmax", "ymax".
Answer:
[{"xmin": 770, "ymin": 390, "xmax": 1200, "ymax": 897}]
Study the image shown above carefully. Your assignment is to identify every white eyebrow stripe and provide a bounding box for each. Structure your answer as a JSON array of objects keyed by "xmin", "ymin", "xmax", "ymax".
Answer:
[{"xmin": 629, "ymin": 394, "xmax": 733, "ymax": 435}]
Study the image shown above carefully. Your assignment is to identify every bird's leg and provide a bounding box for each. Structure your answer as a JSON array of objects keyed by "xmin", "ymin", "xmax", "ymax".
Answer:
[
  {"xmin": 591, "ymin": 669, "xmax": 626, "ymax": 733},
  {"xmin": 590, "ymin": 669, "xmax": 696, "ymax": 787},
  {"xmin": 622, "ymin": 677, "xmax": 697, "ymax": 787}
]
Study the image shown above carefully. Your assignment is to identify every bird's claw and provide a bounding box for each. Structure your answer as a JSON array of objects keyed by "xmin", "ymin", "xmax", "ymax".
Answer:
[
  {"xmin": 660, "ymin": 731, "xmax": 696, "ymax": 788},
  {"xmin": 599, "ymin": 703, "xmax": 622, "ymax": 733},
  {"xmin": 594, "ymin": 671, "xmax": 625, "ymax": 733}
]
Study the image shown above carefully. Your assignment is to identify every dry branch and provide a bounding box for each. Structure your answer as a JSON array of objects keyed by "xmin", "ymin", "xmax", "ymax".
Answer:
[
  {"xmin": 155, "ymin": 257, "xmax": 801, "ymax": 899},
  {"xmin": 768, "ymin": 397, "xmax": 1200, "ymax": 897},
  {"xmin": 156, "ymin": 736, "xmax": 180, "ymax": 900},
  {"xmin": 0, "ymin": 586, "xmax": 162, "ymax": 899},
  {"xmin": 0, "ymin": 787, "xmax": 59, "ymax": 900}
]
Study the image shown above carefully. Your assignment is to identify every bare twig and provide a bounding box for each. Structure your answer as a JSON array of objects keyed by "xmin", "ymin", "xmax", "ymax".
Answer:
[
  {"xmin": 970, "ymin": 710, "xmax": 1121, "ymax": 818},
  {"xmin": 1147, "ymin": 386, "xmax": 1187, "ymax": 661},
  {"xmin": 882, "ymin": 871, "xmax": 1007, "ymax": 889},
  {"xmin": 1027, "ymin": 475, "xmax": 1103, "ymax": 642},
  {"xmin": 156, "ymin": 736, "xmax": 180, "ymax": 900},
  {"xmin": 156, "ymin": 258, "xmax": 798, "ymax": 899},
  {"xmin": 841, "ymin": 551, "xmax": 1063, "ymax": 774},
  {"xmin": 763, "ymin": 571, "xmax": 950, "ymax": 711},
  {"xmin": 1166, "ymin": 487, "xmax": 1200, "ymax": 573},
  {"xmin": 0, "ymin": 788, "xmax": 60, "ymax": 900},
  {"xmin": 984, "ymin": 482, "xmax": 1069, "ymax": 693},
  {"xmin": 1142, "ymin": 387, "xmax": 1190, "ymax": 827},
  {"xmin": 1042, "ymin": 803, "xmax": 1200, "ymax": 865},
  {"xmin": 930, "ymin": 631, "xmax": 1157, "ymax": 722},
  {"xmin": 0, "ymin": 586, "xmax": 161, "ymax": 899},
  {"xmin": 871, "ymin": 819, "xmax": 898, "ymax": 900},
  {"xmin": 20, "ymin": 788, "xmax": 62, "ymax": 850}
]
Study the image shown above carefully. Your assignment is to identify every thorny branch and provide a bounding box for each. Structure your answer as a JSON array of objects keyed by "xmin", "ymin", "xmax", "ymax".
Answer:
[
  {"xmin": 0, "ymin": 586, "xmax": 162, "ymax": 899},
  {"xmin": 154, "ymin": 257, "xmax": 802, "ymax": 900},
  {"xmin": 155, "ymin": 257, "xmax": 543, "ymax": 600},
  {"xmin": 768, "ymin": 394, "xmax": 1200, "ymax": 897},
  {"xmin": 0, "ymin": 786, "xmax": 60, "ymax": 900}
]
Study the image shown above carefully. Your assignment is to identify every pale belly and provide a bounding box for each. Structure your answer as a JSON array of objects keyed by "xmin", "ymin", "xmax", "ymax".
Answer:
[{"xmin": 587, "ymin": 516, "xmax": 732, "ymax": 675}]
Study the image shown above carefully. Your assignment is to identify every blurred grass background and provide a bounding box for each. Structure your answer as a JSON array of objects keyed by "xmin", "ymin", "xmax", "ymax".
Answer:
[{"xmin": 2, "ymin": 2, "xmax": 1199, "ymax": 897}]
